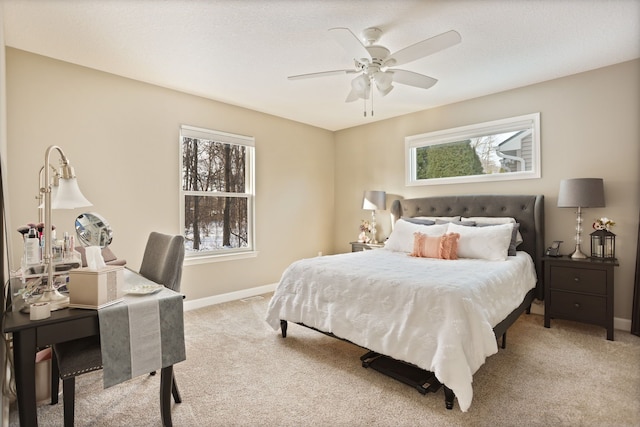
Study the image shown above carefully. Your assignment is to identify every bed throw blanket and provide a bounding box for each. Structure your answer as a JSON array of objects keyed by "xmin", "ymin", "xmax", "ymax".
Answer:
[{"xmin": 265, "ymin": 249, "xmax": 537, "ymax": 411}]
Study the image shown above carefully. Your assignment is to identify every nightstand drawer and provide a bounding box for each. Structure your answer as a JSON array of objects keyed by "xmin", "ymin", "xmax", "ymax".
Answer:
[
  {"xmin": 549, "ymin": 290, "xmax": 607, "ymax": 324},
  {"xmin": 549, "ymin": 266, "xmax": 606, "ymax": 294}
]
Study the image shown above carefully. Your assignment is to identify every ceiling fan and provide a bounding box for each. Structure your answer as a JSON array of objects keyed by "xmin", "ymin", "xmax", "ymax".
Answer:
[{"xmin": 288, "ymin": 27, "xmax": 462, "ymax": 111}]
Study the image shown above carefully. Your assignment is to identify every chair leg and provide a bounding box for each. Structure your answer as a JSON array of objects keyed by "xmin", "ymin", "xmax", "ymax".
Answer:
[
  {"xmin": 62, "ymin": 377, "xmax": 76, "ymax": 427},
  {"xmin": 160, "ymin": 367, "xmax": 173, "ymax": 427},
  {"xmin": 172, "ymin": 377, "xmax": 182, "ymax": 403},
  {"xmin": 51, "ymin": 350, "xmax": 60, "ymax": 405},
  {"xmin": 152, "ymin": 370, "xmax": 180, "ymax": 402}
]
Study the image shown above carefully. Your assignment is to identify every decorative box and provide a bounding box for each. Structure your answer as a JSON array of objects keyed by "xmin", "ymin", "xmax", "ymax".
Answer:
[{"xmin": 68, "ymin": 265, "xmax": 124, "ymax": 309}]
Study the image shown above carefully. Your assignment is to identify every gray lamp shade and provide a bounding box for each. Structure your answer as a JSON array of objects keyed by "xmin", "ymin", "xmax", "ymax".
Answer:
[
  {"xmin": 557, "ymin": 178, "xmax": 605, "ymax": 208},
  {"xmin": 362, "ymin": 190, "xmax": 386, "ymax": 210}
]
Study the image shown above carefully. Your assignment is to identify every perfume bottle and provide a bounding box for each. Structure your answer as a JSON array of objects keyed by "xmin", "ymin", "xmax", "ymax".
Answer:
[
  {"xmin": 24, "ymin": 227, "xmax": 40, "ymax": 265},
  {"xmin": 63, "ymin": 231, "xmax": 70, "ymax": 259}
]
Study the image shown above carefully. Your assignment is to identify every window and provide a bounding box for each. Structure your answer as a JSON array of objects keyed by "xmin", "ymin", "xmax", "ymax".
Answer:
[
  {"xmin": 405, "ymin": 113, "xmax": 540, "ymax": 186},
  {"xmin": 180, "ymin": 125, "xmax": 255, "ymax": 260}
]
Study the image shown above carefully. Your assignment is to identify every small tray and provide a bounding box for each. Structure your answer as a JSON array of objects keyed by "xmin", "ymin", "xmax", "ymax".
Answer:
[{"xmin": 124, "ymin": 284, "xmax": 164, "ymax": 295}]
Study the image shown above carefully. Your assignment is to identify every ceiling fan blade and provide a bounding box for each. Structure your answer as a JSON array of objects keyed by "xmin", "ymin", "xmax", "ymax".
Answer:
[
  {"xmin": 329, "ymin": 27, "xmax": 372, "ymax": 63},
  {"xmin": 391, "ymin": 69, "xmax": 438, "ymax": 90},
  {"xmin": 288, "ymin": 69, "xmax": 358, "ymax": 80},
  {"xmin": 384, "ymin": 30, "xmax": 461, "ymax": 67}
]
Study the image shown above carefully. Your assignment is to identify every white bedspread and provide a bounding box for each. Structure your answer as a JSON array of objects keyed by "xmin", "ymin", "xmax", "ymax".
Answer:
[{"xmin": 265, "ymin": 249, "xmax": 537, "ymax": 412}]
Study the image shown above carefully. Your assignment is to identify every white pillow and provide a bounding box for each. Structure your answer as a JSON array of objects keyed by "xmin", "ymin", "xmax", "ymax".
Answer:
[
  {"xmin": 463, "ymin": 216, "xmax": 523, "ymax": 245},
  {"xmin": 447, "ymin": 222, "xmax": 513, "ymax": 261},
  {"xmin": 385, "ymin": 220, "xmax": 449, "ymax": 253}
]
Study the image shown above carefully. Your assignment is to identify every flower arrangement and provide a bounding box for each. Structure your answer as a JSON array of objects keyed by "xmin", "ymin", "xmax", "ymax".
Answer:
[
  {"xmin": 358, "ymin": 220, "xmax": 372, "ymax": 243},
  {"xmin": 360, "ymin": 220, "xmax": 372, "ymax": 233},
  {"xmin": 593, "ymin": 217, "xmax": 615, "ymax": 231}
]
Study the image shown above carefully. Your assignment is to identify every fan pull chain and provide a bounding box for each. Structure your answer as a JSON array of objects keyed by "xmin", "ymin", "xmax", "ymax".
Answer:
[
  {"xmin": 363, "ymin": 95, "xmax": 366, "ymax": 117},
  {"xmin": 371, "ymin": 84, "xmax": 374, "ymax": 117}
]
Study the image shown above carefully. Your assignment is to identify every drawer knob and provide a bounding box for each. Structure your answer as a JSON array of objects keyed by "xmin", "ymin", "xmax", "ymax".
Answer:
[
  {"xmin": 573, "ymin": 277, "xmax": 580, "ymax": 282},
  {"xmin": 574, "ymin": 303, "xmax": 581, "ymax": 309}
]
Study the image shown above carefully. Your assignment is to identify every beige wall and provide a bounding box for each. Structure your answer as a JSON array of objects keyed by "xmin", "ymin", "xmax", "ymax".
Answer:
[
  {"xmin": 5, "ymin": 48, "xmax": 639, "ymax": 321},
  {"xmin": 5, "ymin": 48, "xmax": 335, "ymax": 301},
  {"xmin": 334, "ymin": 59, "xmax": 640, "ymax": 321}
]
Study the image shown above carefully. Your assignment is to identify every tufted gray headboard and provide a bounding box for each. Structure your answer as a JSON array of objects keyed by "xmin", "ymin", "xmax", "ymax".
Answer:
[{"xmin": 390, "ymin": 194, "xmax": 545, "ymax": 300}]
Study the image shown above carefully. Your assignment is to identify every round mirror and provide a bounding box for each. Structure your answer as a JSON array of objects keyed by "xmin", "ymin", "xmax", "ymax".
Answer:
[{"xmin": 75, "ymin": 213, "xmax": 113, "ymax": 248}]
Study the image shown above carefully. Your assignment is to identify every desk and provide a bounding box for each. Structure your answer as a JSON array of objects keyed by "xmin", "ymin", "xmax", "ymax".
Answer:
[{"xmin": 4, "ymin": 271, "xmax": 184, "ymax": 427}]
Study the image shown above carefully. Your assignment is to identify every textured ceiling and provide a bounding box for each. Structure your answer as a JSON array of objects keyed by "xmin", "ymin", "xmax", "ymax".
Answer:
[{"xmin": 3, "ymin": 0, "xmax": 639, "ymax": 131}]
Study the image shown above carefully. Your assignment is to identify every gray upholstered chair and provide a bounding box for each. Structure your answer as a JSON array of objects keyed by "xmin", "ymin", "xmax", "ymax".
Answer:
[
  {"xmin": 51, "ymin": 232, "xmax": 185, "ymax": 426},
  {"xmin": 139, "ymin": 233, "xmax": 185, "ymax": 387},
  {"xmin": 139, "ymin": 232, "xmax": 185, "ymax": 293}
]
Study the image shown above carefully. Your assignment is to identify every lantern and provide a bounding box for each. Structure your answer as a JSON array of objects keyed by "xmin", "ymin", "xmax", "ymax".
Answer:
[{"xmin": 590, "ymin": 229, "xmax": 616, "ymax": 259}]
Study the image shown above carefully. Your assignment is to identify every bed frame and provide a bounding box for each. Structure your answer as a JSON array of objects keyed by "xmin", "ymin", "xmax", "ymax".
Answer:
[{"xmin": 280, "ymin": 194, "xmax": 545, "ymax": 409}]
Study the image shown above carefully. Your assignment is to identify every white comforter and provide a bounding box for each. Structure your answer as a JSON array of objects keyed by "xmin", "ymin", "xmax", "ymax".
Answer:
[{"xmin": 265, "ymin": 249, "xmax": 537, "ymax": 412}]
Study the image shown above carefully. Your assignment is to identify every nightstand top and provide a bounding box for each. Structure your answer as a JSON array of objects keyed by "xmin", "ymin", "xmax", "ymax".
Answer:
[
  {"xmin": 350, "ymin": 241, "xmax": 385, "ymax": 247},
  {"xmin": 350, "ymin": 241, "xmax": 385, "ymax": 252},
  {"xmin": 542, "ymin": 255, "xmax": 619, "ymax": 266}
]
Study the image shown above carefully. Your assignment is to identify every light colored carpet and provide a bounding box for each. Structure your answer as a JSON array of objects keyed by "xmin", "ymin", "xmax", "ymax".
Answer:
[{"xmin": 9, "ymin": 293, "xmax": 640, "ymax": 426}]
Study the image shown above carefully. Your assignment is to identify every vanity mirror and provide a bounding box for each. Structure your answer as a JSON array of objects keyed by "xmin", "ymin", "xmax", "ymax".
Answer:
[
  {"xmin": 73, "ymin": 213, "xmax": 126, "ymax": 268},
  {"xmin": 75, "ymin": 212, "xmax": 113, "ymax": 248}
]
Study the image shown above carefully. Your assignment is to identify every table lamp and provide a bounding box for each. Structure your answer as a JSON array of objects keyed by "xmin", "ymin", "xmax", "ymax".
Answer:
[
  {"xmin": 362, "ymin": 190, "xmax": 386, "ymax": 244},
  {"xmin": 37, "ymin": 165, "xmax": 60, "ymax": 223},
  {"xmin": 557, "ymin": 178, "xmax": 604, "ymax": 259},
  {"xmin": 38, "ymin": 145, "xmax": 92, "ymax": 310}
]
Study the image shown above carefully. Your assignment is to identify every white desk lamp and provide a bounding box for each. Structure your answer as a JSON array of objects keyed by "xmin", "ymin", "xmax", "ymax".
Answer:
[
  {"xmin": 37, "ymin": 165, "xmax": 60, "ymax": 223},
  {"xmin": 38, "ymin": 145, "xmax": 92, "ymax": 310}
]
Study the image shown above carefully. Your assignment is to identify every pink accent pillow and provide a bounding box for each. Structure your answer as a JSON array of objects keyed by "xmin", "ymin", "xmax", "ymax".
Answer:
[
  {"xmin": 441, "ymin": 232, "xmax": 460, "ymax": 260},
  {"xmin": 411, "ymin": 232, "xmax": 460, "ymax": 259}
]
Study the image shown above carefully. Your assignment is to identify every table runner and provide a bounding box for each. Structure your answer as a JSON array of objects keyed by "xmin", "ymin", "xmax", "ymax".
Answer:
[{"xmin": 98, "ymin": 269, "xmax": 186, "ymax": 388}]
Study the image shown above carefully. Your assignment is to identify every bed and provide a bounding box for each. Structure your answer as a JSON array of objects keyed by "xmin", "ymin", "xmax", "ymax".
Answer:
[{"xmin": 266, "ymin": 194, "xmax": 544, "ymax": 411}]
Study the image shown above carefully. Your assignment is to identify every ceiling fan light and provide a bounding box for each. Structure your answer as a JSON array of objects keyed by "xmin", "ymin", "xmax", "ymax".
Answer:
[
  {"xmin": 377, "ymin": 84, "xmax": 393, "ymax": 96},
  {"xmin": 351, "ymin": 74, "xmax": 370, "ymax": 92},
  {"xmin": 374, "ymin": 71, "xmax": 393, "ymax": 87},
  {"xmin": 345, "ymin": 89, "xmax": 360, "ymax": 102},
  {"xmin": 373, "ymin": 71, "xmax": 393, "ymax": 96}
]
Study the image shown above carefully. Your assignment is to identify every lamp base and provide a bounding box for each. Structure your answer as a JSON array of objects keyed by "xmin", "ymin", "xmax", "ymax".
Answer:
[
  {"xmin": 34, "ymin": 288, "xmax": 69, "ymax": 311},
  {"xmin": 570, "ymin": 245, "xmax": 588, "ymax": 259},
  {"xmin": 569, "ymin": 207, "xmax": 588, "ymax": 260},
  {"xmin": 371, "ymin": 210, "xmax": 378, "ymax": 244}
]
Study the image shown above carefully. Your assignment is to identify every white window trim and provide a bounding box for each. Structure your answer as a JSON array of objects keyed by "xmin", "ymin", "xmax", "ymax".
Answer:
[
  {"xmin": 405, "ymin": 113, "xmax": 541, "ymax": 186},
  {"xmin": 179, "ymin": 125, "xmax": 256, "ymax": 261}
]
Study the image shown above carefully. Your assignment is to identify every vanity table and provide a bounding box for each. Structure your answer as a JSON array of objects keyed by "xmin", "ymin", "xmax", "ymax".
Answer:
[{"xmin": 4, "ymin": 269, "xmax": 185, "ymax": 427}]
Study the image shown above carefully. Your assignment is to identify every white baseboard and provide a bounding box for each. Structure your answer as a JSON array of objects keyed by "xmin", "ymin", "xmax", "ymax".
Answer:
[
  {"xmin": 614, "ymin": 317, "xmax": 632, "ymax": 332},
  {"xmin": 183, "ymin": 283, "xmax": 277, "ymax": 311},
  {"xmin": 530, "ymin": 299, "xmax": 545, "ymax": 315}
]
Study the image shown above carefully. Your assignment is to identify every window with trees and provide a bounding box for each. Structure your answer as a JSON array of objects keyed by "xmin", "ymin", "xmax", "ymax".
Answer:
[
  {"xmin": 405, "ymin": 113, "xmax": 540, "ymax": 186},
  {"xmin": 180, "ymin": 125, "xmax": 255, "ymax": 259}
]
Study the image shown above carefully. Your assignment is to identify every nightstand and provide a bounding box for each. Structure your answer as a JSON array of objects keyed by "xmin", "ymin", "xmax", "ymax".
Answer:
[
  {"xmin": 350, "ymin": 242, "xmax": 385, "ymax": 252},
  {"xmin": 543, "ymin": 256, "xmax": 618, "ymax": 340}
]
